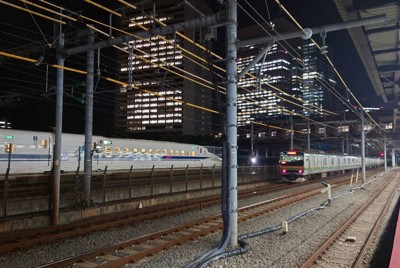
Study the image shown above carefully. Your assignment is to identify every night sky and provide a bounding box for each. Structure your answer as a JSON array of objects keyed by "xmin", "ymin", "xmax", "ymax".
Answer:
[{"xmin": 0, "ymin": 0, "xmax": 383, "ymax": 134}]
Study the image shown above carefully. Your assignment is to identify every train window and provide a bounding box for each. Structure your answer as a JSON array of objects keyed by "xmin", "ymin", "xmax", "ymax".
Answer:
[
  {"xmin": 124, "ymin": 148, "xmax": 130, "ymax": 152},
  {"xmin": 170, "ymin": 149, "xmax": 173, "ymax": 155},
  {"xmin": 331, "ymin": 158, "xmax": 334, "ymax": 165},
  {"xmin": 181, "ymin": 150, "xmax": 185, "ymax": 155},
  {"xmin": 192, "ymin": 151, "xmax": 196, "ymax": 156},
  {"xmin": 176, "ymin": 150, "xmax": 180, "ymax": 156},
  {"xmin": 348, "ymin": 159, "xmax": 350, "ymax": 164},
  {"xmin": 105, "ymin": 146, "xmax": 111, "ymax": 154},
  {"xmin": 115, "ymin": 147, "xmax": 121, "ymax": 153},
  {"xmin": 40, "ymin": 139, "xmax": 48, "ymax": 148},
  {"xmin": 200, "ymin": 148, "xmax": 203, "ymax": 154},
  {"xmin": 149, "ymin": 149, "xmax": 153, "ymax": 154},
  {"xmin": 187, "ymin": 150, "xmax": 190, "ymax": 156},
  {"xmin": 323, "ymin": 158, "xmax": 327, "ymax": 166},
  {"xmin": 163, "ymin": 149, "xmax": 167, "ymax": 154},
  {"xmin": 133, "ymin": 148, "xmax": 138, "ymax": 154},
  {"xmin": 141, "ymin": 148, "xmax": 146, "ymax": 154},
  {"xmin": 156, "ymin": 149, "xmax": 160, "ymax": 154}
]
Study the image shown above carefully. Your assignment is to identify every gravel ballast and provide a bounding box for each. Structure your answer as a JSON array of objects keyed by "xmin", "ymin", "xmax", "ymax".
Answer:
[{"xmin": 0, "ymin": 170, "xmax": 397, "ymax": 268}]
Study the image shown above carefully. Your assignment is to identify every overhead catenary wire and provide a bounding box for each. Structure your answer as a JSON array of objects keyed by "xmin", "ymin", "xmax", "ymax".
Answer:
[
  {"xmin": 0, "ymin": 0, "xmax": 372, "ymax": 150},
  {"xmin": 66, "ymin": 0, "xmax": 333, "ymax": 118},
  {"xmin": 14, "ymin": 0, "xmax": 331, "ymax": 121},
  {"xmin": 0, "ymin": 51, "xmax": 221, "ymax": 115},
  {"xmin": 238, "ymin": 0, "xmax": 385, "ymax": 144},
  {"xmin": 239, "ymin": 0, "xmax": 365, "ymax": 124},
  {"xmin": 234, "ymin": 1, "xmax": 379, "ymax": 148},
  {"xmin": 0, "ymin": 1, "xmax": 316, "ymax": 136},
  {"xmin": 274, "ymin": 0, "xmax": 386, "ymax": 134}
]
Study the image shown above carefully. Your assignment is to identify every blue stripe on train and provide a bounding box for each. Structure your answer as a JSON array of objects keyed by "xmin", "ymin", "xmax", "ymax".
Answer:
[
  {"xmin": 0, "ymin": 154, "xmax": 209, "ymax": 161},
  {"xmin": 0, "ymin": 154, "xmax": 50, "ymax": 160}
]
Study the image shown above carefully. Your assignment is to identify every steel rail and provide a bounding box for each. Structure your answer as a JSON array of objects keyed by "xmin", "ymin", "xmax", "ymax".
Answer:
[
  {"xmin": 300, "ymin": 171, "xmax": 397, "ymax": 268},
  {"xmin": 37, "ymin": 177, "xmax": 356, "ymax": 267}
]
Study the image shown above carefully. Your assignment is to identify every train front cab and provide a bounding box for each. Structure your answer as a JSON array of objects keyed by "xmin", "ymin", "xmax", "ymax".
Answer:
[{"xmin": 280, "ymin": 151, "xmax": 306, "ymax": 182}]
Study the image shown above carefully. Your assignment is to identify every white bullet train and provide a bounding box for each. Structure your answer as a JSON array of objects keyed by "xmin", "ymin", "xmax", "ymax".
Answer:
[{"xmin": 0, "ymin": 129, "xmax": 222, "ymax": 174}]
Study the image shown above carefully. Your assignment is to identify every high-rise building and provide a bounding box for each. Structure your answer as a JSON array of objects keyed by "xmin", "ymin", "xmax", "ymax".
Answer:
[
  {"xmin": 302, "ymin": 39, "xmax": 337, "ymax": 117},
  {"xmin": 236, "ymin": 20, "xmax": 303, "ymax": 126},
  {"xmin": 115, "ymin": 0, "xmax": 215, "ymax": 136}
]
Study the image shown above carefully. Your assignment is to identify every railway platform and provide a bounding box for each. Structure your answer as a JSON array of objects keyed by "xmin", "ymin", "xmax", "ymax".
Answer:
[{"xmin": 390, "ymin": 207, "xmax": 400, "ymax": 267}]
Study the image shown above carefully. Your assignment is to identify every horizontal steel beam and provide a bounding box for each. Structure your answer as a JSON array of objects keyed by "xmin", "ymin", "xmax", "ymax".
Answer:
[
  {"xmin": 365, "ymin": 24, "xmax": 400, "ymax": 35},
  {"xmin": 237, "ymin": 15, "xmax": 386, "ymax": 48},
  {"xmin": 373, "ymin": 47, "xmax": 400, "ymax": 55},
  {"xmin": 66, "ymin": 11, "xmax": 226, "ymax": 55}
]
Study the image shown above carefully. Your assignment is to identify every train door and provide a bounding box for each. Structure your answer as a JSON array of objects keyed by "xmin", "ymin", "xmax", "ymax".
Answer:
[
  {"xmin": 305, "ymin": 154, "xmax": 310, "ymax": 175},
  {"xmin": 34, "ymin": 133, "xmax": 52, "ymax": 167},
  {"xmin": 310, "ymin": 155, "xmax": 315, "ymax": 174}
]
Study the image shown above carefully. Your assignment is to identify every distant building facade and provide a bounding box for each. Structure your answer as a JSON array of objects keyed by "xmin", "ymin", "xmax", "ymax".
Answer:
[
  {"xmin": 302, "ymin": 40, "xmax": 337, "ymax": 117},
  {"xmin": 115, "ymin": 0, "xmax": 215, "ymax": 136},
  {"xmin": 237, "ymin": 20, "xmax": 303, "ymax": 126}
]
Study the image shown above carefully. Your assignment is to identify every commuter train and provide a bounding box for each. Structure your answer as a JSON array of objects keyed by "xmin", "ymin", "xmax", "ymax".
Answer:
[
  {"xmin": 0, "ymin": 129, "xmax": 222, "ymax": 174},
  {"xmin": 280, "ymin": 150, "xmax": 383, "ymax": 182}
]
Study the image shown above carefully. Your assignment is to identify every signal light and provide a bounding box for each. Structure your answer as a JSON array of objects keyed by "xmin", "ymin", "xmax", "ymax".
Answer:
[
  {"xmin": 5, "ymin": 143, "xmax": 14, "ymax": 153},
  {"xmin": 298, "ymin": 169, "xmax": 303, "ymax": 173},
  {"xmin": 282, "ymin": 169, "xmax": 287, "ymax": 173}
]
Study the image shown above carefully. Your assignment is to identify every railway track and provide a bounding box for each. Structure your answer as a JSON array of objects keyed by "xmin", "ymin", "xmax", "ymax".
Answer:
[
  {"xmin": 0, "ymin": 169, "xmax": 383, "ymax": 267},
  {"xmin": 0, "ymin": 181, "xmax": 291, "ymax": 254},
  {"xmin": 300, "ymin": 170, "xmax": 399, "ymax": 268},
  {"xmin": 36, "ymin": 178, "xmax": 359, "ymax": 268}
]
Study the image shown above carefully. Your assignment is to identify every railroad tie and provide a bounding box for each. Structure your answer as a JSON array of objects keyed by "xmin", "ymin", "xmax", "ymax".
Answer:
[{"xmin": 75, "ymin": 261, "xmax": 98, "ymax": 268}]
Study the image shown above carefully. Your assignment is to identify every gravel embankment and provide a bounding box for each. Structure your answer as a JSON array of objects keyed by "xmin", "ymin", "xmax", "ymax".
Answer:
[{"xmin": 0, "ymin": 170, "xmax": 397, "ymax": 268}]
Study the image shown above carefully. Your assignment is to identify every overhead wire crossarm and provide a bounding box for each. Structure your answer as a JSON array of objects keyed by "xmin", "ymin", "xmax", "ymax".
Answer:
[
  {"xmin": 66, "ymin": 12, "xmax": 227, "ymax": 55},
  {"xmin": 236, "ymin": 15, "xmax": 386, "ymax": 48}
]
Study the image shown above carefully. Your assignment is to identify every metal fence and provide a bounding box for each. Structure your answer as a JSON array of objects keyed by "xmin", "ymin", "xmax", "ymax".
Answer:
[{"xmin": 1, "ymin": 164, "xmax": 280, "ymax": 221}]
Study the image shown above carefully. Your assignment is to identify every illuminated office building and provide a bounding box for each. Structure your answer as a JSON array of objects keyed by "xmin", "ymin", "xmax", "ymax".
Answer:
[
  {"xmin": 237, "ymin": 20, "xmax": 303, "ymax": 126},
  {"xmin": 115, "ymin": 0, "xmax": 214, "ymax": 136},
  {"xmin": 302, "ymin": 40, "xmax": 336, "ymax": 117}
]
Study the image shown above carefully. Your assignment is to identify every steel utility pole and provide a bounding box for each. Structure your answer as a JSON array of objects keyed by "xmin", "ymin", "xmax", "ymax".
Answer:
[
  {"xmin": 226, "ymin": 0, "xmax": 238, "ymax": 247},
  {"xmin": 290, "ymin": 115, "xmax": 293, "ymax": 150},
  {"xmin": 307, "ymin": 121, "xmax": 311, "ymax": 150},
  {"xmin": 361, "ymin": 109, "xmax": 366, "ymax": 184},
  {"xmin": 53, "ymin": 29, "xmax": 64, "ymax": 226},
  {"xmin": 83, "ymin": 28, "xmax": 95, "ymax": 207},
  {"xmin": 384, "ymin": 134, "xmax": 387, "ymax": 172}
]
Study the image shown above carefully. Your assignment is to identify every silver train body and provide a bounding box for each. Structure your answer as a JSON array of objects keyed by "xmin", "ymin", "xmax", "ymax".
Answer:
[
  {"xmin": 280, "ymin": 150, "xmax": 383, "ymax": 182},
  {"xmin": 0, "ymin": 129, "xmax": 222, "ymax": 174}
]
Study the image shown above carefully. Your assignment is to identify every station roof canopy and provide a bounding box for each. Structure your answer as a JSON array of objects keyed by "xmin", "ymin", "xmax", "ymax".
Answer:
[{"xmin": 333, "ymin": 0, "xmax": 400, "ymax": 104}]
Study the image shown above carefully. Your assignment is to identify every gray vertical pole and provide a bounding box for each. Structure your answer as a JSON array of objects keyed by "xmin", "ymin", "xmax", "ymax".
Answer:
[
  {"xmin": 251, "ymin": 123, "xmax": 254, "ymax": 157},
  {"xmin": 226, "ymin": 0, "xmax": 238, "ymax": 247},
  {"xmin": 290, "ymin": 115, "xmax": 293, "ymax": 150},
  {"xmin": 53, "ymin": 33, "xmax": 64, "ymax": 225},
  {"xmin": 361, "ymin": 109, "xmax": 366, "ymax": 184},
  {"xmin": 342, "ymin": 137, "xmax": 345, "ymax": 154},
  {"xmin": 384, "ymin": 135, "xmax": 387, "ymax": 172},
  {"xmin": 392, "ymin": 148, "xmax": 396, "ymax": 167},
  {"xmin": 84, "ymin": 28, "xmax": 95, "ymax": 207},
  {"xmin": 307, "ymin": 121, "xmax": 310, "ymax": 150}
]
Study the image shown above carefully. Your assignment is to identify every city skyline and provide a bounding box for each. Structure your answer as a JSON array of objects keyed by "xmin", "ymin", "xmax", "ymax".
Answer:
[{"xmin": 0, "ymin": 0, "xmax": 390, "ymax": 137}]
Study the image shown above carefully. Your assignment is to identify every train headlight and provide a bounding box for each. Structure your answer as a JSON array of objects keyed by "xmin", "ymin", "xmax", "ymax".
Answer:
[
  {"xmin": 298, "ymin": 169, "xmax": 303, "ymax": 173},
  {"xmin": 282, "ymin": 169, "xmax": 287, "ymax": 173},
  {"xmin": 251, "ymin": 157, "xmax": 257, "ymax": 164}
]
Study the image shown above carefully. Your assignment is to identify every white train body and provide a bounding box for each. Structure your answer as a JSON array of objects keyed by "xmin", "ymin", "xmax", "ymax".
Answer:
[
  {"xmin": 280, "ymin": 150, "xmax": 383, "ymax": 181},
  {"xmin": 0, "ymin": 129, "xmax": 222, "ymax": 174}
]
